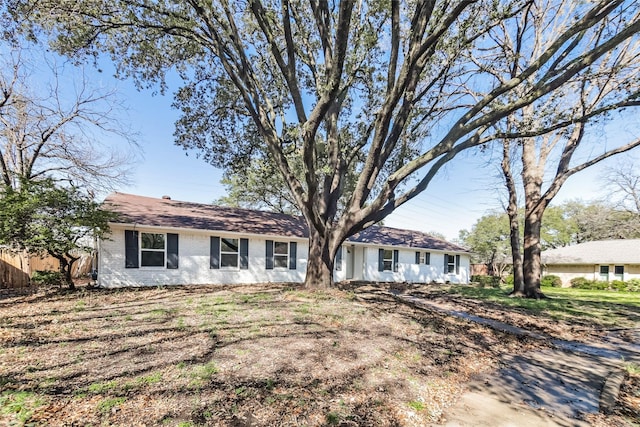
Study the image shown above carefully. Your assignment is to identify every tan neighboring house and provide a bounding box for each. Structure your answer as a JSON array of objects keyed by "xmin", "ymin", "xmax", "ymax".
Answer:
[{"xmin": 541, "ymin": 239, "xmax": 640, "ymax": 286}]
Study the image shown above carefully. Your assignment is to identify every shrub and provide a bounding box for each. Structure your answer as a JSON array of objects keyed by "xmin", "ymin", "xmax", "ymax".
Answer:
[
  {"xmin": 471, "ymin": 275, "xmax": 501, "ymax": 288},
  {"xmin": 504, "ymin": 275, "xmax": 514, "ymax": 286},
  {"xmin": 570, "ymin": 277, "xmax": 610, "ymax": 290},
  {"xmin": 540, "ymin": 275, "xmax": 563, "ymax": 288},
  {"xmin": 31, "ymin": 270, "xmax": 64, "ymax": 287},
  {"xmin": 625, "ymin": 279, "xmax": 640, "ymax": 292},
  {"xmin": 592, "ymin": 280, "xmax": 610, "ymax": 290},
  {"xmin": 610, "ymin": 280, "xmax": 627, "ymax": 291}
]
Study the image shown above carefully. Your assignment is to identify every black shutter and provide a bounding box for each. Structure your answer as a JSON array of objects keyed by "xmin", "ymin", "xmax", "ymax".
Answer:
[
  {"xmin": 378, "ymin": 249, "xmax": 384, "ymax": 271},
  {"xmin": 125, "ymin": 230, "xmax": 139, "ymax": 268},
  {"xmin": 443, "ymin": 253, "xmax": 448, "ymax": 273},
  {"xmin": 167, "ymin": 233, "xmax": 179, "ymax": 269},
  {"xmin": 425, "ymin": 252, "xmax": 430, "ymax": 265},
  {"xmin": 455, "ymin": 254, "xmax": 460, "ymax": 274},
  {"xmin": 335, "ymin": 246, "xmax": 343, "ymax": 271},
  {"xmin": 415, "ymin": 251, "xmax": 421, "ymax": 264},
  {"xmin": 210, "ymin": 237, "xmax": 220, "ymax": 269},
  {"xmin": 393, "ymin": 250, "xmax": 399, "ymax": 272},
  {"xmin": 240, "ymin": 238, "xmax": 249, "ymax": 269},
  {"xmin": 289, "ymin": 242, "xmax": 297, "ymax": 270},
  {"xmin": 265, "ymin": 240, "xmax": 274, "ymax": 270}
]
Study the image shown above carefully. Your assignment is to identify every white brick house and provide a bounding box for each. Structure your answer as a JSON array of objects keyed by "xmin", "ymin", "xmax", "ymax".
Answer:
[{"xmin": 98, "ymin": 193, "xmax": 470, "ymax": 287}]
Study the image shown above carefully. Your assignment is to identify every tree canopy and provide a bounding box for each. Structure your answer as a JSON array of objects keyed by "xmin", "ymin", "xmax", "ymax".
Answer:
[
  {"xmin": 0, "ymin": 180, "xmax": 115, "ymax": 287},
  {"xmin": 15, "ymin": 0, "xmax": 640, "ymax": 287},
  {"xmin": 460, "ymin": 200, "xmax": 640, "ymax": 275}
]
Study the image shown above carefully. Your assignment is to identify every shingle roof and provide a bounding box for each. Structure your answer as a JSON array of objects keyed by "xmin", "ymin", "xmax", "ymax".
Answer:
[
  {"xmin": 541, "ymin": 239, "xmax": 640, "ymax": 265},
  {"xmin": 104, "ymin": 193, "xmax": 467, "ymax": 253},
  {"xmin": 350, "ymin": 225, "xmax": 468, "ymax": 252},
  {"xmin": 103, "ymin": 192, "xmax": 309, "ymax": 239}
]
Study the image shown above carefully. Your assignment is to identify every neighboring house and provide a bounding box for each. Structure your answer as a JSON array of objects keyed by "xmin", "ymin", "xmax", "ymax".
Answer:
[
  {"xmin": 541, "ymin": 239, "xmax": 640, "ymax": 286},
  {"xmin": 98, "ymin": 193, "xmax": 470, "ymax": 287}
]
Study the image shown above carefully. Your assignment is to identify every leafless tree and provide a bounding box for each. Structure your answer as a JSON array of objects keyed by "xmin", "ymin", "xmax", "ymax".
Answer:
[
  {"xmin": 602, "ymin": 158, "xmax": 640, "ymax": 214},
  {"xmin": 485, "ymin": 1, "xmax": 640, "ymax": 297},
  {"xmin": 0, "ymin": 43, "xmax": 138, "ymax": 194}
]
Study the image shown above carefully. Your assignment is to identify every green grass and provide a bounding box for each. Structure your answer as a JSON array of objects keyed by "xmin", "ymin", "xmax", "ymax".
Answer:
[
  {"xmin": 408, "ymin": 400, "xmax": 425, "ymax": 411},
  {"xmin": 88, "ymin": 380, "xmax": 119, "ymax": 394},
  {"xmin": 97, "ymin": 397, "xmax": 126, "ymax": 414},
  {"xmin": 0, "ymin": 390, "xmax": 46, "ymax": 424},
  {"xmin": 189, "ymin": 361, "xmax": 218, "ymax": 388},
  {"xmin": 625, "ymin": 363, "xmax": 640, "ymax": 375},
  {"xmin": 447, "ymin": 285, "xmax": 640, "ymax": 328}
]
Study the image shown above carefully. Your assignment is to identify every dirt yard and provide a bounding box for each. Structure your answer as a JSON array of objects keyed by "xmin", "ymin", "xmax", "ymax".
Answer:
[{"xmin": 0, "ymin": 282, "xmax": 635, "ymax": 426}]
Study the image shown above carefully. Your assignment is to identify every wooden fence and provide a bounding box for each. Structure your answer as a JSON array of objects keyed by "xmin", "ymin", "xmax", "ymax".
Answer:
[{"xmin": 0, "ymin": 249, "xmax": 94, "ymax": 289}]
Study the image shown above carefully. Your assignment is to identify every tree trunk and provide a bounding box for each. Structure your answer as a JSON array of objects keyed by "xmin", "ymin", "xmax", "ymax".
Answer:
[
  {"xmin": 523, "ymin": 211, "xmax": 545, "ymax": 298},
  {"xmin": 501, "ymin": 138, "xmax": 525, "ymax": 296},
  {"xmin": 508, "ymin": 208, "xmax": 525, "ymax": 296},
  {"xmin": 52, "ymin": 252, "xmax": 76, "ymax": 290},
  {"xmin": 305, "ymin": 229, "xmax": 334, "ymax": 288}
]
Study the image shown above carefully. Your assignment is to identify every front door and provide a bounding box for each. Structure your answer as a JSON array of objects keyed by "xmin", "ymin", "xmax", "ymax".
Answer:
[{"xmin": 346, "ymin": 246, "xmax": 354, "ymax": 280}]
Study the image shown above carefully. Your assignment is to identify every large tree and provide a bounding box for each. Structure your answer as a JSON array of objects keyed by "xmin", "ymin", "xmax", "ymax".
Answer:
[
  {"xmin": 485, "ymin": 0, "xmax": 640, "ymax": 297},
  {"xmin": 16, "ymin": 0, "xmax": 640, "ymax": 287},
  {"xmin": 0, "ymin": 39, "xmax": 137, "ymax": 194}
]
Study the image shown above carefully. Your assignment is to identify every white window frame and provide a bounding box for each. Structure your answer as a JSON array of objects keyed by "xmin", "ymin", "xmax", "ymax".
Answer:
[
  {"xmin": 274, "ymin": 241, "xmax": 289, "ymax": 269},
  {"xmin": 383, "ymin": 249, "xmax": 393, "ymax": 272},
  {"xmin": 447, "ymin": 255, "xmax": 456, "ymax": 274},
  {"xmin": 140, "ymin": 232, "xmax": 166, "ymax": 267},
  {"xmin": 614, "ymin": 265, "xmax": 624, "ymax": 280},
  {"xmin": 420, "ymin": 252, "xmax": 431, "ymax": 265},
  {"xmin": 220, "ymin": 237, "xmax": 240, "ymax": 269},
  {"xmin": 599, "ymin": 265, "xmax": 609, "ymax": 281}
]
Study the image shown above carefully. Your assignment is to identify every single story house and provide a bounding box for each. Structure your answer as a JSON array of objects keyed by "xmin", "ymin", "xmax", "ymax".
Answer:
[
  {"xmin": 98, "ymin": 193, "xmax": 470, "ymax": 287},
  {"xmin": 541, "ymin": 239, "xmax": 640, "ymax": 286}
]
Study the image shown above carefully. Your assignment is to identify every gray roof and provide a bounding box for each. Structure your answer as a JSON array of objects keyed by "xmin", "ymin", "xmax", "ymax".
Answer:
[
  {"xmin": 104, "ymin": 192, "xmax": 308, "ymax": 239},
  {"xmin": 541, "ymin": 239, "xmax": 640, "ymax": 265},
  {"xmin": 350, "ymin": 225, "xmax": 466, "ymax": 252},
  {"xmin": 104, "ymin": 193, "xmax": 467, "ymax": 253}
]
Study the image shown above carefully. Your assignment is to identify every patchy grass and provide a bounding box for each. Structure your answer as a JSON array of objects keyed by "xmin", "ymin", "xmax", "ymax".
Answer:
[
  {"xmin": 438, "ymin": 285, "xmax": 640, "ymax": 332},
  {"xmin": 615, "ymin": 367, "xmax": 640, "ymax": 423},
  {"xmin": 0, "ymin": 282, "xmax": 633, "ymax": 426}
]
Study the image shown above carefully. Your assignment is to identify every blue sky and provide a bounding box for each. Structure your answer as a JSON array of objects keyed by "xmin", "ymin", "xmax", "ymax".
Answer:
[{"xmin": 96, "ymin": 65, "xmax": 638, "ymax": 241}]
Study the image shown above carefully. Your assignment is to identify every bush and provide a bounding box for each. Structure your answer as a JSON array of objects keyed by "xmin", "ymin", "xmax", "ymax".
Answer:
[
  {"xmin": 540, "ymin": 275, "xmax": 563, "ymax": 288},
  {"xmin": 570, "ymin": 277, "xmax": 591, "ymax": 289},
  {"xmin": 31, "ymin": 270, "xmax": 64, "ymax": 287},
  {"xmin": 625, "ymin": 279, "xmax": 640, "ymax": 292},
  {"xmin": 610, "ymin": 280, "xmax": 627, "ymax": 291},
  {"xmin": 504, "ymin": 274, "xmax": 514, "ymax": 286},
  {"xmin": 471, "ymin": 275, "xmax": 501, "ymax": 288},
  {"xmin": 570, "ymin": 277, "xmax": 612, "ymax": 290}
]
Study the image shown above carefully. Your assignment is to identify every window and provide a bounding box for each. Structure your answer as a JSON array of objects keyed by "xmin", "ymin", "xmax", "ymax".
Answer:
[
  {"xmin": 383, "ymin": 249, "xmax": 393, "ymax": 271},
  {"xmin": 447, "ymin": 255, "xmax": 455, "ymax": 273},
  {"xmin": 265, "ymin": 240, "xmax": 297, "ymax": 270},
  {"xmin": 141, "ymin": 233, "xmax": 165, "ymax": 267},
  {"xmin": 211, "ymin": 237, "xmax": 248, "ymax": 270},
  {"xmin": 220, "ymin": 238, "xmax": 239, "ymax": 268},
  {"xmin": 379, "ymin": 249, "xmax": 398, "ymax": 272},
  {"xmin": 274, "ymin": 242, "xmax": 289, "ymax": 268},
  {"xmin": 126, "ymin": 231, "xmax": 178, "ymax": 269},
  {"xmin": 415, "ymin": 251, "xmax": 430, "ymax": 264},
  {"xmin": 615, "ymin": 265, "xmax": 624, "ymax": 279},
  {"xmin": 599, "ymin": 265, "xmax": 609, "ymax": 281}
]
